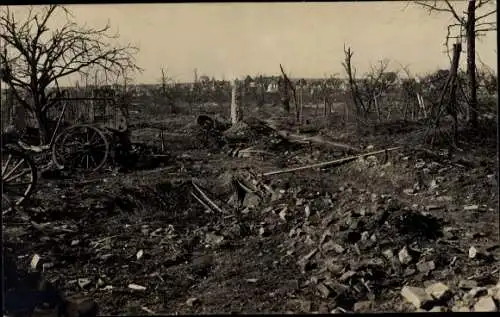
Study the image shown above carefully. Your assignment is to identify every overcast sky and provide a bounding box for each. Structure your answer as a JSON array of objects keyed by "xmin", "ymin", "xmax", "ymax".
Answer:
[{"xmin": 12, "ymin": 2, "xmax": 499, "ymax": 84}]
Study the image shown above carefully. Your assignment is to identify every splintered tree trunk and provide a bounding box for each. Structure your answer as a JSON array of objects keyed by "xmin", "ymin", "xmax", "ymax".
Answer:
[
  {"xmin": 230, "ymin": 79, "xmax": 242, "ymax": 125},
  {"xmin": 298, "ymin": 87, "xmax": 304, "ymax": 125},
  {"xmin": 448, "ymin": 43, "xmax": 462, "ymax": 145},
  {"xmin": 466, "ymin": 0, "xmax": 478, "ymax": 128}
]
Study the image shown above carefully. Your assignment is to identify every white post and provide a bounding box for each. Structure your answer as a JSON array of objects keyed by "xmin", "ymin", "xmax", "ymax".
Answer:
[
  {"xmin": 231, "ymin": 79, "xmax": 242, "ymax": 125},
  {"xmin": 417, "ymin": 93, "xmax": 426, "ymax": 118}
]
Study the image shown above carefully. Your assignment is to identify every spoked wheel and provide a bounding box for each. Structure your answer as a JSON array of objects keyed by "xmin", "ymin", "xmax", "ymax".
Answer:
[
  {"xmin": 52, "ymin": 124, "xmax": 109, "ymax": 172},
  {"xmin": 1, "ymin": 148, "xmax": 37, "ymax": 215}
]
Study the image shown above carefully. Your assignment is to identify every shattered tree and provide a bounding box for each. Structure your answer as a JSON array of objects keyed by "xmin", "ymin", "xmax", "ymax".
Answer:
[
  {"xmin": 231, "ymin": 79, "xmax": 243, "ymax": 125},
  {"xmin": 0, "ymin": 5, "xmax": 141, "ymax": 144},
  {"xmin": 414, "ymin": 0, "xmax": 497, "ymax": 129}
]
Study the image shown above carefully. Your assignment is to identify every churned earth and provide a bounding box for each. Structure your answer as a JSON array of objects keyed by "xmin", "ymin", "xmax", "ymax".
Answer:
[{"xmin": 3, "ymin": 108, "xmax": 499, "ymax": 315}]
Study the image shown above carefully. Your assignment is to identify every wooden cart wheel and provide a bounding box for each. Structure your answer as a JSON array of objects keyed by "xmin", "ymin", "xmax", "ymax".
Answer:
[
  {"xmin": 1, "ymin": 147, "xmax": 37, "ymax": 214},
  {"xmin": 52, "ymin": 124, "xmax": 109, "ymax": 172}
]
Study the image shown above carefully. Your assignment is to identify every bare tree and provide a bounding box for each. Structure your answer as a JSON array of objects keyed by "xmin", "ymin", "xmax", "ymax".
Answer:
[
  {"xmin": 279, "ymin": 64, "xmax": 299, "ymax": 123},
  {"xmin": 360, "ymin": 59, "xmax": 398, "ymax": 120},
  {"xmin": 0, "ymin": 5, "xmax": 141, "ymax": 144},
  {"xmin": 160, "ymin": 67, "xmax": 177, "ymax": 114},
  {"xmin": 342, "ymin": 45, "xmax": 365, "ymax": 117},
  {"xmin": 413, "ymin": 0, "xmax": 497, "ymax": 129}
]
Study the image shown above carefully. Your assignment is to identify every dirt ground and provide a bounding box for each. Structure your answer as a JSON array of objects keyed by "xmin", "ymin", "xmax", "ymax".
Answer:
[{"xmin": 3, "ymin": 106, "xmax": 499, "ymax": 314}]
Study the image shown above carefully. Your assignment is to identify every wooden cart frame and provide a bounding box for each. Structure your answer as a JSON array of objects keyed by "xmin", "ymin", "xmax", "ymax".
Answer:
[{"xmin": 2, "ymin": 92, "xmax": 129, "ymax": 213}]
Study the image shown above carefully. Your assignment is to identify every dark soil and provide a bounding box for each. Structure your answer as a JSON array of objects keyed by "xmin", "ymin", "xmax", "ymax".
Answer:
[{"xmin": 3, "ymin": 109, "xmax": 499, "ymax": 315}]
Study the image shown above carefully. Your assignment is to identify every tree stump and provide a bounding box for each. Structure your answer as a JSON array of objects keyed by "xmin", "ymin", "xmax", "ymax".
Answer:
[{"xmin": 231, "ymin": 79, "xmax": 243, "ymax": 125}]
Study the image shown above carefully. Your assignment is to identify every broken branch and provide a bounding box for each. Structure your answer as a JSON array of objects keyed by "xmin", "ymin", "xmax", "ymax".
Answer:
[{"xmin": 261, "ymin": 147, "xmax": 402, "ymax": 177}]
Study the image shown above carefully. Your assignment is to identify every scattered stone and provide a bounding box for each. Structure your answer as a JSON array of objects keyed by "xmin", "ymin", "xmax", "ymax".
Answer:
[
  {"xmin": 415, "ymin": 162, "xmax": 425, "ymax": 169},
  {"xmin": 319, "ymin": 229, "xmax": 333, "ymax": 245},
  {"xmin": 464, "ymin": 205, "xmax": 479, "ymax": 211},
  {"xmin": 78, "ymin": 278, "xmax": 92, "ymax": 289},
  {"xmin": 436, "ymin": 195, "xmax": 453, "ymax": 202},
  {"xmin": 491, "ymin": 287, "xmax": 500, "ymax": 302},
  {"xmin": 259, "ymin": 227, "xmax": 266, "ymax": 236},
  {"xmin": 353, "ymin": 300, "xmax": 373, "ymax": 312},
  {"xmin": 469, "ymin": 246, "xmax": 478, "ymax": 259},
  {"xmin": 339, "ymin": 270, "xmax": 356, "ymax": 282},
  {"xmin": 186, "ymin": 297, "xmax": 200, "ymax": 307},
  {"xmin": 279, "ymin": 207, "xmax": 288, "ymax": 221},
  {"xmin": 97, "ymin": 278, "xmax": 105, "ymax": 287},
  {"xmin": 136, "ymin": 249, "xmax": 144, "ymax": 260},
  {"xmin": 205, "ymin": 232, "xmax": 224, "ymax": 245},
  {"xmin": 400, "ymin": 286, "xmax": 434, "ymax": 309},
  {"xmin": 321, "ymin": 212, "xmax": 336, "ymax": 227},
  {"xmin": 304, "ymin": 205, "xmax": 311, "ymax": 218},
  {"xmin": 425, "ymin": 282, "xmax": 451, "ymax": 301},
  {"xmin": 429, "ymin": 306, "xmax": 447, "ymax": 312},
  {"xmin": 287, "ymin": 299, "xmax": 312, "ymax": 312},
  {"xmin": 246, "ymin": 278, "xmax": 258, "ymax": 283},
  {"xmin": 30, "ymin": 254, "xmax": 41, "ymax": 270},
  {"xmin": 429, "ymin": 179, "xmax": 438, "ymax": 190},
  {"xmin": 490, "ymin": 287, "xmax": 500, "ymax": 301},
  {"xmin": 451, "ymin": 303, "xmax": 470, "ymax": 312},
  {"xmin": 473, "ymin": 296, "xmax": 497, "ymax": 312},
  {"xmin": 383, "ymin": 249, "xmax": 394, "ymax": 260},
  {"xmin": 403, "ymin": 267, "xmax": 417, "ymax": 277},
  {"xmin": 459, "ymin": 280, "xmax": 478, "ymax": 290},
  {"xmin": 310, "ymin": 276, "xmax": 319, "ymax": 285},
  {"xmin": 443, "ymin": 227, "xmax": 459, "ymax": 239},
  {"xmin": 71, "ymin": 240, "xmax": 80, "ymax": 246},
  {"xmin": 322, "ymin": 241, "xmax": 345, "ymax": 254},
  {"xmin": 191, "ymin": 254, "xmax": 214, "ymax": 275},
  {"xmin": 416, "ymin": 260, "xmax": 435, "ymax": 274},
  {"xmin": 318, "ymin": 302, "xmax": 329, "ymax": 313},
  {"xmin": 403, "ymin": 188, "xmax": 415, "ymax": 195},
  {"xmin": 398, "ymin": 247, "xmax": 413, "ymax": 265},
  {"xmin": 128, "ymin": 283, "xmax": 146, "ymax": 291},
  {"xmin": 324, "ymin": 258, "xmax": 343, "ymax": 275},
  {"xmin": 316, "ymin": 283, "xmax": 331, "ymax": 298},
  {"xmin": 297, "ymin": 248, "xmax": 318, "ymax": 273}
]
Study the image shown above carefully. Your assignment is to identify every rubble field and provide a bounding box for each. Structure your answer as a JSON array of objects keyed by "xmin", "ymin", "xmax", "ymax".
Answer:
[{"xmin": 3, "ymin": 108, "xmax": 499, "ymax": 314}]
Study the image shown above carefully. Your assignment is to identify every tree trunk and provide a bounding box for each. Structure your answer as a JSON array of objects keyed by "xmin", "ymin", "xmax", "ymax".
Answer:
[
  {"xmin": 467, "ymin": 0, "xmax": 478, "ymax": 128},
  {"xmin": 34, "ymin": 109, "xmax": 49, "ymax": 145},
  {"xmin": 230, "ymin": 79, "xmax": 242, "ymax": 125},
  {"xmin": 323, "ymin": 96, "xmax": 327, "ymax": 117},
  {"xmin": 448, "ymin": 43, "xmax": 462, "ymax": 145}
]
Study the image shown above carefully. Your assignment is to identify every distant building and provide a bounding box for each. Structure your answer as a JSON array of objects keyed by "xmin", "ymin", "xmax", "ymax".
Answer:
[{"xmin": 266, "ymin": 81, "xmax": 279, "ymax": 93}]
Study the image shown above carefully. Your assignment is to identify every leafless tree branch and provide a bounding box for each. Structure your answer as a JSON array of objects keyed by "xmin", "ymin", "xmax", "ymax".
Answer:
[
  {"xmin": 476, "ymin": 8, "xmax": 497, "ymax": 21},
  {"xmin": 0, "ymin": 5, "xmax": 142, "ymax": 143},
  {"xmin": 414, "ymin": 1, "xmax": 463, "ymax": 24}
]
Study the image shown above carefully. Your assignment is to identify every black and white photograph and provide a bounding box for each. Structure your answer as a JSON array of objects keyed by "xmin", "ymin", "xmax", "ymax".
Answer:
[{"xmin": 1, "ymin": 1, "xmax": 498, "ymax": 315}]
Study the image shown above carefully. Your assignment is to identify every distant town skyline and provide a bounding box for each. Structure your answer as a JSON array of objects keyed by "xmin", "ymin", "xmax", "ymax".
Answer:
[{"xmin": 10, "ymin": 2, "xmax": 498, "ymax": 85}]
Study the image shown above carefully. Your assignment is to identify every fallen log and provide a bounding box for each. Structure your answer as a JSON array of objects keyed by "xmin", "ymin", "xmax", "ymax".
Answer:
[
  {"xmin": 262, "ymin": 119, "xmax": 360, "ymax": 153},
  {"xmin": 260, "ymin": 146, "xmax": 402, "ymax": 177}
]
